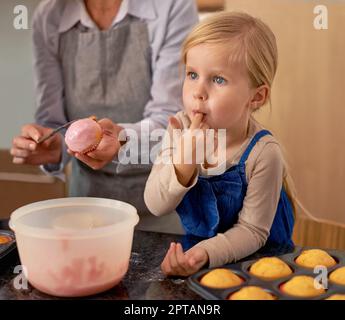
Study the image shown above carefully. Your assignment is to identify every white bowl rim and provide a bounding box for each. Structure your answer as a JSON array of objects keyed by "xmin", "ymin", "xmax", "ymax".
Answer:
[{"xmin": 9, "ymin": 197, "xmax": 139, "ymax": 239}]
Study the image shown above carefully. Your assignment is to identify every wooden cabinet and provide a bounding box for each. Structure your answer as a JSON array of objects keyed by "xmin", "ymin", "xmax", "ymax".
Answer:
[
  {"xmin": 0, "ymin": 150, "xmax": 66, "ymax": 219},
  {"xmin": 197, "ymin": 0, "xmax": 224, "ymax": 11},
  {"xmin": 225, "ymin": 0, "xmax": 345, "ymax": 227}
]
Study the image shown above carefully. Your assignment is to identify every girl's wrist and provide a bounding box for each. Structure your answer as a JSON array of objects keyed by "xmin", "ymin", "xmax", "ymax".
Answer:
[{"xmin": 173, "ymin": 163, "xmax": 197, "ymax": 187}]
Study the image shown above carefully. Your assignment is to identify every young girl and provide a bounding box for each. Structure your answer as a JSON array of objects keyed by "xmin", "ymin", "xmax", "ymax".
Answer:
[{"xmin": 144, "ymin": 12, "xmax": 295, "ymax": 277}]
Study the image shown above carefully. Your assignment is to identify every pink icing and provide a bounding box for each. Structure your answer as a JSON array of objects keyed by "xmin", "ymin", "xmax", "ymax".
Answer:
[
  {"xmin": 65, "ymin": 118, "xmax": 102, "ymax": 153},
  {"xmin": 30, "ymin": 259, "xmax": 129, "ymax": 297}
]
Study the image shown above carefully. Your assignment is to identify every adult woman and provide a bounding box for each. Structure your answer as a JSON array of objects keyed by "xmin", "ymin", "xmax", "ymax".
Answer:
[{"xmin": 10, "ymin": 0, "xmax": 198, "ymax": 223}]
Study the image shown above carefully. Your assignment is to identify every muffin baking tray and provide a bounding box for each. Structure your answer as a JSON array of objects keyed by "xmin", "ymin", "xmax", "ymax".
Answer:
[
  {"xmin": 187, "ymin": 247, "xmax": 345, "ymax": 300},
  {"xmin": 0, "ymin": 230, "xmax": 18, "ymax": 274}
]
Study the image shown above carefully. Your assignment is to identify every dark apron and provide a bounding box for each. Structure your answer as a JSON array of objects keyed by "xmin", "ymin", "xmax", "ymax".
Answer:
[
  {"xmin": 176, "ymin": 130, "xmax": 295, "ymax": 250},
  {"xmin": 59, "ymin": 15, "xmax": 152, "ymax": 214}
]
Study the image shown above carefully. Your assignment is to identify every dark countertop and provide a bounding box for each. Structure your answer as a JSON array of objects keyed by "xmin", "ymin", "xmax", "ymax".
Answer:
[{"xmin": 0, "ymin": 221, "xmax": 294, "ymax": 300}]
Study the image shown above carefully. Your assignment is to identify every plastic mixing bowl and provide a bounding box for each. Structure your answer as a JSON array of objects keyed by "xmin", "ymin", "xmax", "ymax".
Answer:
[{"xmin": 9, "ymin": 197, "xmax": 139, "ymax": 297}]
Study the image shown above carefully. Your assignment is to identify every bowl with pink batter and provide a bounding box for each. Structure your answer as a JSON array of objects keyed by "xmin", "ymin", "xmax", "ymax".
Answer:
[{"xmin": 9, "ymin": 197, "xmax": 139, "ymax": 297}]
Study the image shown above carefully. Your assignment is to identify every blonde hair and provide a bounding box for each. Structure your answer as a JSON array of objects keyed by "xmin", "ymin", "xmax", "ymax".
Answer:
[
  {"xmin": 181, "ymin": 11, "xmax": 296, "ymax": 214},
  {"xmin": 182, "ymin": 12, "xmax": 277, "ymax": 93}
]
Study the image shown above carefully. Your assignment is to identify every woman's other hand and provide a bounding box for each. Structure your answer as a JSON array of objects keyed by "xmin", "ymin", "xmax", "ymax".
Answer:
[{"xmin": 11, "ymin": 124, "xmax": 62, "ymax": 165}]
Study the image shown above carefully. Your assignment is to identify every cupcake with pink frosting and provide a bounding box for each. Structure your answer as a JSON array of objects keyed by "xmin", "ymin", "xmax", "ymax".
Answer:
[{"xmin": 65, "ymin": 117, "xmax": 103, "ymax": 154}]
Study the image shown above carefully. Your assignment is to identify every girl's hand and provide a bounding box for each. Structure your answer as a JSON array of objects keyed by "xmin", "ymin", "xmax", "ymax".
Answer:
[
  {"xmin": 11, "ymin": 124, "xmax": 62, "ymax": 165},
  {"xmin": 67, "ymin": 118, "xmax": 124, "ymax": 170},
  {"xmin": 161, "ymin": 242, "xmax": 209, "ymax": 277},
  {"xmin": 169, "ymin": 113, "xmax": 216, "ymax": 186},
  {"xmin": 170, "ymin": 113, "xmax": 210, "ymax": 165}
]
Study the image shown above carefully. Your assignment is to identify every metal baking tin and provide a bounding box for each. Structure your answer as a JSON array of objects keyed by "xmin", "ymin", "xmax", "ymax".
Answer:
[
  {"xmin": 187, "ymin": 247, "xmax": 345, "ymax": 300},
  {"xmin": 0, "ymin": 230, "xmax": 17, "ymax": 274}
]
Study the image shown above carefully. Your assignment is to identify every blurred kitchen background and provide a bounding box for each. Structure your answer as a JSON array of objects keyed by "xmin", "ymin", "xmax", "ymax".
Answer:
[{"xmin": 0, "ymin": 0, "xmax": 344, "ymax": 249}]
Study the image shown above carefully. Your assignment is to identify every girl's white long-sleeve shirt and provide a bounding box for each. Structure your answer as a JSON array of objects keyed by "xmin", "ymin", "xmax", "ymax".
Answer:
[{"xmin": 144, "ymin": 111, "xmax": 287, "ymax": 268}]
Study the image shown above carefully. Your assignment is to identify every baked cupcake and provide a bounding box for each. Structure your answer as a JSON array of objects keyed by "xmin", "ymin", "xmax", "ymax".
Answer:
[
  {"xmin": 325, "ymin": 294, "xmax": 345, "ymax": 300},
  {"xmin": 229, "ymin": 286, "xmax": 275, "ymax": 300},
  {"xmin": 65, "ymin": 117, "xmax": 103, "ymax": 154},
  {"xmin": 295, "ymin": 249, "xmax": 337, "ymax": 268},
  {"xmin": 329, "ymin": 266, "xmax": 345, "ymax": 286},
  {"xmin": 249, "ymin": 257, "xmax": 293, "ymax": 280},
  {"xmin": 0, "ymin": 235, "xmax": 11, "ymax": 244},
  {"xmin": 200, "ymin": 268, "xmax": 243, "ymax": 289},
  {"xmin": 280, "ymin": 275, "xmax": 325, "ymax": 298}
]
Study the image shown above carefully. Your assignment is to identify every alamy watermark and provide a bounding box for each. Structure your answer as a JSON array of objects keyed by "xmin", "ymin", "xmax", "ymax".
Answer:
[
  {"xmin": 313, "ymin": 5, "xmax": 328, "ymax": 30},
  {"xmin": 10, "ymin": 264, "xmax": 331, "ymax": 293},
  {"xmin": 13, "ymin": 5, "xmax": 28, "ymax": 30},
  {"xmin": 313, "ymin": 265, "xmax": 329, "ymax": 290},
  {"xmin": 115, "ymin": 124, "xmax": 228, "ymax": 176},
  {"xmin": 11, "ymin": 3, "xmax": 332, "ymax": 31},
  {"xmin": 13, "ymin": 265, "xmax": 28, "ymax": 290}
]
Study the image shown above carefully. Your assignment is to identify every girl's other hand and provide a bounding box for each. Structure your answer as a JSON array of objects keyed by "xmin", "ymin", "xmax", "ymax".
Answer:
[{"xmin": 160, "ymin": 242, "xmax": 209, "ymax": 277}]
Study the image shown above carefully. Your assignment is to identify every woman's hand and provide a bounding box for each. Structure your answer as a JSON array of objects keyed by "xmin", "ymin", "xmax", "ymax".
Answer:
[
  {"xmin": 68, "ymin": 118, "xmax": 124, "ymax": 170},
  {"xmin": 11, "ymin": 124, "xmax": 62, "ymax": 165},
  {"xmin": 160, "ymin": 242, "xmax": 209, "ymax": 277}
]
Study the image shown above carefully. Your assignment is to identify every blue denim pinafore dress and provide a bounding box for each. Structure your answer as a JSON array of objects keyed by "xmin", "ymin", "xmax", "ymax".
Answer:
[{"xmin": 176, "ymin": 130, "xmax": 295, "ymax": 251}]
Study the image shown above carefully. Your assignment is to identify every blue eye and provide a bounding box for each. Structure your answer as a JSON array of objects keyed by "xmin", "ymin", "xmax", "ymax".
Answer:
[
  {"xmin": 213, "ymin": 76, "xmax": 226, "ymax": 85},
  {"xmin": 187, "ymin": 72, "xmax": 198, "ymax": 80}
]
